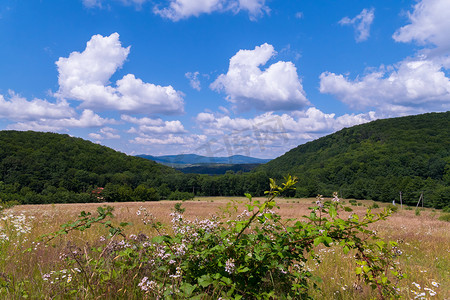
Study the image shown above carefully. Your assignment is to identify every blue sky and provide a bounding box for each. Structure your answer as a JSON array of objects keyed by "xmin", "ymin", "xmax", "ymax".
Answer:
[{"xmin": 1, "ymin": 0, "xmax": 449, "ymax": 158}]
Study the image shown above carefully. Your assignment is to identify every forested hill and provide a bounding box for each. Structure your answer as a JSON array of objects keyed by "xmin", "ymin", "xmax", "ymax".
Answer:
[
  {"xmin": 258, "ymin": 112, "xmax": 450, "ymax": 208},
  {"xmin": 0, "ymin": 131, "xmax": 177, "ymax": 204}
]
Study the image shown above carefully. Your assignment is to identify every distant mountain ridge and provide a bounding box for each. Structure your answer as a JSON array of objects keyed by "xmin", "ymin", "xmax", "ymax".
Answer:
[{"xmin": 137, "ymin": 154, "xmax": 271, "ymax": 166}]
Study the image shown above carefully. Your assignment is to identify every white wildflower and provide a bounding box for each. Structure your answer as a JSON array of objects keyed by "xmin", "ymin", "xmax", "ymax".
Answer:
[
  {"xmin": 225, "ymin": 258, "xmax": 235, "ymax": 274},
  {"xmin": 424, "ymin": 287, "xmax": 436, "ymax": 296},
  {"xmin": 431, "ymin": 281, "xmax": 439, "ymax": 287}
]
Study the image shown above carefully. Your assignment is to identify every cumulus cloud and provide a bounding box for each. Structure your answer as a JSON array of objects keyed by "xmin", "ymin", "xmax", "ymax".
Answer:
[
  {"xmin": 121, "ymin": 114, "xmax": 164, "ymax": 126},
  {"xmin": 138, "ymin": 120, "xmax": 186, "ymax": 134},
  {"xmin": 211, "ymin": 43, "xmax": 309, "ymax": 112},
  {"xmin": 339, "ymin": 8, "xmax": 375, "ymax": 42},
  {"xmin": 7, "ymin": 109, "xmax": 115, "ymax": 132},
  {"xmin": 196, "ymin": 108, "xmax": 377, "ymax": 136},
  {"xmin": 185, "ymin": 71, "xmax": 201, "ymax": 91},
  {"xmin": 89, "ymin": 127, "xmax": 121, "ymax": 140},
  {"xmin": 393, "ymin": 0, "xmax": 450, "ymax": 51},
  {"xmin": 122, "ymin": 114, "xmax": 186, "ymax": 135},
  {"xmin": 320, "ymin": 58, "xmax": 450, "ymax": 115},
  {"xmin": 0, "ymin": 91, "xmax": 75, "ymax": 121},
  {"xmin": 153, "ymin": 0, "xmax": 269, "ymax": 21},
  {"xmin": 130, "ymin": 134, "xmax": 206, "ymax": 146},
  {"xmin": 55, "ymin": 33, "xmax": 184, "ymax": 115}
]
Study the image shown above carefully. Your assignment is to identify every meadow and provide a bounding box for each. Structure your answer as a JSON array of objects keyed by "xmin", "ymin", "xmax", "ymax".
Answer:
[{"xmin": 1, "ymin": 195, "xmax": 449, "ymax": 299}]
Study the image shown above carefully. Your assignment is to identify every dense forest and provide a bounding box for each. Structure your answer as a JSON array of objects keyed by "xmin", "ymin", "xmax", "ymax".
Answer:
[
  {"xmin": 258, "ymin": 112, "xmax": 450, "ymax": 208},
  {"xmin": 0, "ymin": 111, "xmax": 449, "ymax": 209}
]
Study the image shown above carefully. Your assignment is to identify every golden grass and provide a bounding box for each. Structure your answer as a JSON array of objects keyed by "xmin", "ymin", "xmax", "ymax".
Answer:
[{"xmin": 3, "ymin": 197, "xmax": 450, "ymax": 299}]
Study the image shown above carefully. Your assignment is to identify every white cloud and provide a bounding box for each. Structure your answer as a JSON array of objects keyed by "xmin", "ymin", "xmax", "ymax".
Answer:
[
  {"xmin": 121, "ymin": 114, "xmax": 164, "ymax": 126},
  {"xmin": 82, "ymin": 0, "xmax": 148, "ymax": 8},
  {"xmin": 196, "ymin": 108, "xmax": 377, "ymax": 136},
  {"xmin": 0, "ymin": 91, "xmax": 75, "ymax": 121},
  {"xmin": 211, "ymin": 43, "xmax": 309, "ymax": 112},
  {"xmin": 295, "ymin": 12, "xmax": 303, "ymax": 19},
  {"xmin": 56, "ymin": 33, "xmax": 184, "ymax": 115},
  {"xmin": 56, "ymin": 33, "xmax": 130, "ymax": 93},
  {"xmin": 393, "ymin": 0, "xmax": 450, "ymax": 51},
  {"xmin": 238, "ymin": 0, "xmax": 269, "ymax": 20},
  {"xmin": 153, "ymin": 0, "xmax": 268, "ymax": 21},
  {"xmin": 185, "ymin": 71, "xmax": 201, "ymax": 91},
  {"xmin": 82, "ymin": 0, "xmax": 102, "ymax": 8},
  {"xmin": 88, "ymin": 133, "xmax": 103, "ymax": 140},
  {"xmin": 196, "ymin": 112, "xmax": 216, "ymax": 123},
  {"xmin": 131, "ymin": 134, "xmax": 206, "ymax": 146},
  {"xmin": 122, "ymin": 114, "xmax": 186, "ymax": 134},
  {"xmin": 89, "ymin": 127, "xmax": 121, "ymax": 140},
  {"xmin": 7, "ymin": 109, "xmax": 115, "ymax": 131},
  {"xmin": 319, "ymin": 57, "xmax": 450, "ymax": 116},
  {"xmin": 139, "ymin": 120, "xmax": 186, "ymax": 134},
  {"xmin": 339, "ymin": 8, "xmax": 375, "ymax": 42}
]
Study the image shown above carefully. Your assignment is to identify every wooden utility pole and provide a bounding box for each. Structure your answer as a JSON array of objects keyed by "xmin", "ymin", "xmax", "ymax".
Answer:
[{"xmin": 416, "ymin": 192, "xmax": 424, "ymax": 209}]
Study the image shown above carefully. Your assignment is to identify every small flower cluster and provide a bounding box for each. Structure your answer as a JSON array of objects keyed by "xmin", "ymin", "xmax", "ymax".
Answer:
[
  {"xmin": 410, "ymin": 281, "xmax": 439, "ymax": 298},
  {"xmin": 316, "ymin": 194, "xmax": 324, "ymax": 208},
  {"xmin": 169, "ymin": 267, "xmax": 182, "ymax": 279},
  {"xmin": 136, "ymin": 206, "xmax": 155, "ymax": 225},
  {"xmin": 41, "ymin": 268, "xmax": 79, "ymax": 285},
  {"xmin": 0, "ymin": 212, "xmax": 34, "ymax": 241},
  {"xmin": 332, "ymin": 192, "xmax": 340, "ymax": 202},
  {"xmin": 138, "ymin": 276, "xmax": 158, "ymax": 292},
  {"xmin": 225, "ymin": 258, "xmax": 235, "ymax": 274}
]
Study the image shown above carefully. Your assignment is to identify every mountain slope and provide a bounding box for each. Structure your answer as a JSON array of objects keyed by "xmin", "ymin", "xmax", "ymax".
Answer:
[
  {"xmin": 258, "ymin": 112, "xmax": 450, "ymax": 208},
  {"xmin": 0, "ymin": 131, "xmax": 177, "ymax": 203}
]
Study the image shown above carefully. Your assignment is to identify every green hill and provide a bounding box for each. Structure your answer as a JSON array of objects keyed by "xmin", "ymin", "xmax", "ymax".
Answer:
[
  {"xmin": 0, "ymin": 131, "xmax": 177, "ymax": 204},
  {"xmin": 258, "ymin": 112, "xmax": 450, "ymax": 208}
]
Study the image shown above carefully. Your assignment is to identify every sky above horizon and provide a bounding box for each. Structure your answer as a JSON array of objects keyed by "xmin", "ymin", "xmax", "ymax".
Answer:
[{"xmin": 1, "ymin": 0, "xmax": 449, "ymax": 159}]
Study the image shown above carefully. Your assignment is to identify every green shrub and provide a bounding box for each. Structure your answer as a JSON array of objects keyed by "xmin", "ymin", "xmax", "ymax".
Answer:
[
  {"xmin": 0, "ymin": 200, "xmax": 20, "ymax": 210},
  {"xmin": 438, "ymin": 214, "xmax": 450, "ymax": 222},
  {"xmin": 168, "ymin": 190, "xmax": 194, "ymax": 201},
  {"xmin": 387, "ymin": 204, "xmax": 398, "ymax": 213},
  {"xmin": 371, "ymin": 203, "xmax": 380, "ymax": 209}
]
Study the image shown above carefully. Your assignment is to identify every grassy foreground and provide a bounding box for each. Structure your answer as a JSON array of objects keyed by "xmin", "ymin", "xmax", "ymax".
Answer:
[{"xmin": 1, "ymin": 197, "xmax": 449, "ymax": 299}]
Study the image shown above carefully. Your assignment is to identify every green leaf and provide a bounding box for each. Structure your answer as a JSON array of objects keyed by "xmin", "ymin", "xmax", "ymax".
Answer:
[
  {"xmin": 180, "ymin": 282, "xmax": 196, "ymax": 296},
  {"xmin": 198, "ymin": 275, "xmax": 213, "ymax": 288},
  {"xmin": 221, "ymin": 276, "xmax": 232, "ymax": 285},
  {"xmin": 376, "ymin": 241, "xmax": 385, "ymax": 250},
  {"xmin": 329, "ymin": 207, "xmax": 337, "ymax": 219},
  {"xmin": 237, "ymin": 266, "xmax": 250, "ymax": 273},
  {"xmin": 343, "ymin": 245, "xmax": 350, "ymax": 254},
  {"xmin": 313, "ymin": 236, "xmax": 323, "ymax": 246}
]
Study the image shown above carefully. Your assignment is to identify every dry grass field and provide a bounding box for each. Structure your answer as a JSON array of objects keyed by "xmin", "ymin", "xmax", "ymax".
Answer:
[{"xmin": 2, "ymin": 197, "xmax": 449, "ymax": 299}]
